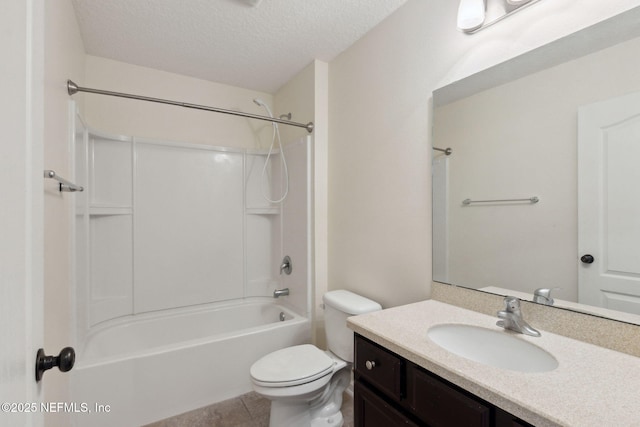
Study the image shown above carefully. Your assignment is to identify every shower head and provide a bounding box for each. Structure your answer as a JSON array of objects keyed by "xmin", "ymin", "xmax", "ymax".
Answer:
[{"xmin": 253, "ymin": 98, "xmax": 274, "ymax": 118}]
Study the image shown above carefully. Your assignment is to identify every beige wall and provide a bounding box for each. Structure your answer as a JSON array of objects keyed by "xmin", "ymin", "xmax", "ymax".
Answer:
[
  {"xmin": 43, "ymin": 1, "xmax": 86, "ymax": 426},
  {"xmin": 274, "ymin": 61, "xmax": 316, "ymax": 145},
  {"xmin": 327, "ymin": 0, "xmax": 640, "ymax": 309},
  {"xmin": 275, "ymin": 60, "xmax": 330, "ymax": 346}
]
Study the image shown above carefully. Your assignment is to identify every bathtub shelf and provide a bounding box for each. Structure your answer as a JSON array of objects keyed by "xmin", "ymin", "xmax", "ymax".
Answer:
[
  {"xmin": 246, "ymin": 207, "xmax": 280, "ymax": 215},
  {"xmin": 89, "ymin": 205, "xmax": 133, "ymax": 216}
]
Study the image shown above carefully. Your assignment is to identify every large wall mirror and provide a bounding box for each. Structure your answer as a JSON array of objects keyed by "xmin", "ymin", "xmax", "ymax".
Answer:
[{"xmin": 432, "ymin": 7, "xmax": 640, "ymax": 325}]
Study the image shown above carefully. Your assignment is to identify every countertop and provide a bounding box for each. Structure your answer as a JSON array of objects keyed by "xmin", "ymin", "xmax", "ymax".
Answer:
[{"xmin": 347, "ymin": 299, "xmax": 640, "ymax": 427}]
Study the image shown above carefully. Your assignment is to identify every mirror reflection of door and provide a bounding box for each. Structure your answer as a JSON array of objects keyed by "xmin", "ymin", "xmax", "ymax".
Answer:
[{"xmin": 578, "ymin": 90, "xmax": 640, "ymax": 314}]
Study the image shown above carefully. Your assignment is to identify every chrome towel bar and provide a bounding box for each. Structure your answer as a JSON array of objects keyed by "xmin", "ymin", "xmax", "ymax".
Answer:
[
  {"xmin": 44, "ymin": 170, "xmax": 84, "ymax": 192},
  {"xmin": 462, "ymin": 196, "xmax": 539, "ymax": 205}
]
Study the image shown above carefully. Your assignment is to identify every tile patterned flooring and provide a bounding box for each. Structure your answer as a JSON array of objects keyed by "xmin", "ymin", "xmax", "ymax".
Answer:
[{"xmin": 143, "ymin": 391, "xmax": 354, "ymax": 427}]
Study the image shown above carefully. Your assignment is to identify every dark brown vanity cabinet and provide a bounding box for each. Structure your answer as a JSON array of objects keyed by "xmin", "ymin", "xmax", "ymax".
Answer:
[{"xmin": 354, "ymin": 334, "xmax": 533, "ymax": 427}]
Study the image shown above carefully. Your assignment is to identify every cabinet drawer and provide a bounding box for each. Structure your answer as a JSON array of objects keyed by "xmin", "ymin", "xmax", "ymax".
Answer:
[
  {"xmin": 355, "ymin": 381, "xmax": 419, "ymax": 427},
  {"xmin": 407, "ymin": 364, "xmax": 490, "ymax": 427},
  {"xmin": 495, "ymin": 408, "xmax": 534, "ymax": 427},
  {"xmin": 354, "ymin": 335, "xmax": 403, "ymax": 400}
]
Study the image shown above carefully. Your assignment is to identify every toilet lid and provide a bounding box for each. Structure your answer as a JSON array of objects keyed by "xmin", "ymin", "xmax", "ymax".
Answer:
[{"xmin": 250, "ymin": 344, "xmax": 335, "ymax": 387}]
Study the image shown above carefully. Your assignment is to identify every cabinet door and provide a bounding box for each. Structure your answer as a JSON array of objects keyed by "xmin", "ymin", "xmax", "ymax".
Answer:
[
  {"xmin": 355, "ymin": 381, "xmax": 419, "ymax": 427},
  {"xmin": 355, "ymin": 335, "xmax": 403, "ymax": 400},
  {"xmin": 407, "ymin": 364, "xmax": 490, "ymax": 427}
]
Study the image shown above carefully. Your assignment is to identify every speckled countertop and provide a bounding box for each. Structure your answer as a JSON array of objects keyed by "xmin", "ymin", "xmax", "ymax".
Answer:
[{"xmin": 347, "ymin": 300, "xmax": 640, "ymax": 427}]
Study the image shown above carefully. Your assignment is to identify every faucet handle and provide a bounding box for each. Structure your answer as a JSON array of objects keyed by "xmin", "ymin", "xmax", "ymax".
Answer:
[
  {"xmin": 280, "ymin": 255, "xmax": 292, "ymax": 275},
  {"xmin": 502, "ymin": 296, "xmax": 521, "ymax": 312},
  {"xmin": 533, "ymin": 287, "xmax": 557, "ymax": 305},
  {"xmin": 534, "ymin": 288, "xmax": 552, "ymax": 297}
]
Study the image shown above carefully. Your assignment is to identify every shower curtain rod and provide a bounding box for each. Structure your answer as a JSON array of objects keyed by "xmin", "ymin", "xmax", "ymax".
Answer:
[{"xmin": 66, "ymin": 80, "xmax": 314, "ymax": 133}]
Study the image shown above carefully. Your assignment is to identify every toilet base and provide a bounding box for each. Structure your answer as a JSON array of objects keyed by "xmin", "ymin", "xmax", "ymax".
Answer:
[
  {"xmin": 311, "ymin": 412, "xmax": 344, "ymax": 427},
  {"xmin": 269, "ymin": 400, "xmax": 312, "ymax": 427},
  {"xmin": 264, "ymin": 366, "xmax": 351, "ymax": 427},
  {"xmin": 269, "ymin": 401, "xmax": 344, "ymax": 427}
]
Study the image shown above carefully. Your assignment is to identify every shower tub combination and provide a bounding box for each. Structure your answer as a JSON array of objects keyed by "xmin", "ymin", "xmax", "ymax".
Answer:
[
  {"xmin": 70, "ymin": 120, "xmax": 312, "ymax": 426},
  {"xmin": 71, "ymin": 298, "xmax": 309, "ymax": 427}
]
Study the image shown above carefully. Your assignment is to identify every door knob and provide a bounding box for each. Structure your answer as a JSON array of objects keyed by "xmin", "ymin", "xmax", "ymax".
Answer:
[
  {"xmin": 35, "ymin": 347, "xmax": 75, "ymax": 382},
  {"xmin": 580, "ymin": 254, "xmax": 595, "ymax": 264}
]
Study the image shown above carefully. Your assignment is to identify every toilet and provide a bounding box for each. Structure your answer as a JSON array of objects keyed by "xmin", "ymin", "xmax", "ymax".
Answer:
[{"xmin": 250, "ymin": 290, "xmax": 382, "ymax": 427}]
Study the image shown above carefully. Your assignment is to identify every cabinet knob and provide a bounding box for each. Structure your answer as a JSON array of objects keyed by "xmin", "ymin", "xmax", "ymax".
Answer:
[{"xmin": 365, "ymin": 360, "xmax": 376, "ymax": 370}]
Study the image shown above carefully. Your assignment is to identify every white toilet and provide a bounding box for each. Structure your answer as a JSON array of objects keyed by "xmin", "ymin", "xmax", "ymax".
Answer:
[{"xmin": 250, "ymin": 290, "xmax": 382, "ymax": 427}]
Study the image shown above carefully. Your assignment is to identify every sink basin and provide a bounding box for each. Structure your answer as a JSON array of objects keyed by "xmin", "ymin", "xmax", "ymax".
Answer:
[{"xmin": 427, "ymin": 324, "xmax": 558, "ymax": 373}]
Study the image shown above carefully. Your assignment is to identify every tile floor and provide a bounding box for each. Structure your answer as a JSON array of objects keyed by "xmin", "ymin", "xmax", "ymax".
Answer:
[{"xmin": 143, "ymin": 391, "xmax": 354, "ymax": 427}]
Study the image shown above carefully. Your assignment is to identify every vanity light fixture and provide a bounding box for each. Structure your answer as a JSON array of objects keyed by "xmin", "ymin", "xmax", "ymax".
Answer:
[
  {"xmin": 238, "ymin": 0, "xmax": 263, "ymax": 7},
  {"xmin": 457, "ymin": 0, "xmax": 542, "ymax": 34},
  {"xmin": 457, "ymin": 0, "xmax": 487, "ymax": 33}
]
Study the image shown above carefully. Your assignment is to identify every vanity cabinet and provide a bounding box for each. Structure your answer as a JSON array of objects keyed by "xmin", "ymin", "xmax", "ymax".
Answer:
[{"xmin": 354, "ymin": 334, "xmax": 533, "ymax": 427}]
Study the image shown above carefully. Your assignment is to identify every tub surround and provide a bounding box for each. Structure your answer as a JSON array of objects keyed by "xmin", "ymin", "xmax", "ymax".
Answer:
[{"xmin": 348, "ymin": 299, "xmax": 640, "ymax": 427}]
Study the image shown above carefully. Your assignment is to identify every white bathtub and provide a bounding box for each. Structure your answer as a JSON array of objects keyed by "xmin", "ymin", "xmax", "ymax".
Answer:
[{"xmin": 70, "ymin": 298, "xmax": 310, "ymax": 427}]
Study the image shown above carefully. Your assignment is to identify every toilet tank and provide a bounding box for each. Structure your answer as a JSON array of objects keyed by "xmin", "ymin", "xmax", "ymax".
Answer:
[{"xmin": 323, "ymin": 290, "xmax": 382, "ymax": 362}]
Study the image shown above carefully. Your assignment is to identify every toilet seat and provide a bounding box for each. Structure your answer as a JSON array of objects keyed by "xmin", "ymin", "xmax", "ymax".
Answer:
[{"xmin": 250, "ymin": 344, "xmax": 335, "ymax": 388}]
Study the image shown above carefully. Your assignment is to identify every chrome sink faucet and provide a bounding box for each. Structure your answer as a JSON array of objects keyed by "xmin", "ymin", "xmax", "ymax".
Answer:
[{"xmin": 497, "ymin": 297, "xmax": 540, "ymax": 337}]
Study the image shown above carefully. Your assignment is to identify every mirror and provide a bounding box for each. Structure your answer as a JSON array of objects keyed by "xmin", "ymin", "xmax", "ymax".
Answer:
[{"xmin": 432, "ymin": 7, "xmax": 640, "ymax": 325}]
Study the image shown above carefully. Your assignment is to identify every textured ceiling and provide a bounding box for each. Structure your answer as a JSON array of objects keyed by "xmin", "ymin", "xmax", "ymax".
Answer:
[{"xmin": 71, "ymin": 0, "xmax": 408, "ymax": 93}]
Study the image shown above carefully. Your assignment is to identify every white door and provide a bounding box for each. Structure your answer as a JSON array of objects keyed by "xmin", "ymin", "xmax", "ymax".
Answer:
[
  {"xmin": 578, "ymin": 91, "xmax": 640, "ymax": 314},
  {"xmin": 0, "ymin": 1, "xmax": 44, "ymax": 426}
]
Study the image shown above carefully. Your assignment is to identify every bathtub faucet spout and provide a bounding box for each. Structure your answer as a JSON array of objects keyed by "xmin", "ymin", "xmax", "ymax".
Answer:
[{"xmin": 273, "ymin": 288, "xmax": 290, "ymax": 298}]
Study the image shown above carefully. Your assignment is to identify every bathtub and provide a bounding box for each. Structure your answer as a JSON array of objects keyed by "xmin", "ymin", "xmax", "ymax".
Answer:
[{"xmin": 70, "ymin": 298, "xmax": 310, "ymax": 427}]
